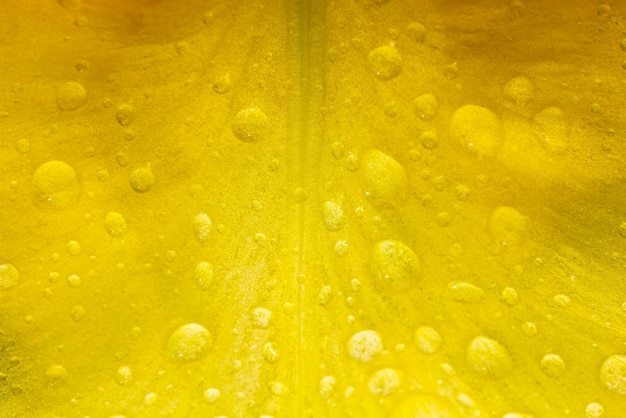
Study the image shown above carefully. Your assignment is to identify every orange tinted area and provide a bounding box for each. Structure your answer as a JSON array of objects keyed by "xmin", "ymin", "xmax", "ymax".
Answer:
[{"xmin": 1, "ymin": 1, "xmax": 626, "ymax": 417}]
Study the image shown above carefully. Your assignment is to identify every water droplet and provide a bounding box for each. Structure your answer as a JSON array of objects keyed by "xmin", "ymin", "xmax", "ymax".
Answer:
[
  {"xmin": 489, "ymin": 206, "xmax": 530, "ymax": 249},
  {"xmin": 115, "ymin": 365, "xmax": 133, "ymax": 386},
  {"xmin": 116, "ymin": 104, "xmax": 135, "ymax": 126},
  {"xmin": 194, "ymin": 261, "xmax": 214, "ymax": 289},
  {"xmin": 66, "ymin": 240, "xmax": 82, "ymax": 256},
  {"xmin": 293, "ymin": 187, "xmax": 307, "ymax": 203},
  {"xmin": 618, "ymin": 222, "xmax": 626, "ymax": 238},
  {"xmin": 334, "ymin": 240, "xmax": 348, "ymax": 257},
  {"xmin": 192, "ymin": 213, "xmax": 212, "ymax": 243},
  {"xmin": 322, "ymin": 200, "xmax": 345, "ymax": 231},
  {"xmin": 270, "ymin": 381, "xmax": 288, "ymax": 396},
  {"xmin": 104, "ymin": 212, "xmax": 128, "ymax": 237},
  {"xmin": 522, "ymin": 322, "xmax": 537, "ymax": 337},
  {"xmin": 371, "ymin": 240, "xmax": 420, "ymax": 290},
  {"xmin": 331, "ymin": 142, "xmax": 345, "ymax": 159},
  {"xmin": 15, "ymin": 138, "xmax": 30, "ymax": 153},
  {"xmin": 317, "ymin": 376, "xmax": 337, "ymax": 401},
  {"xmin": 586, "ymin": 402, "xmax": 604, "ymax": 418},
  {"xmin": 67, "ymin": 274, "xmax": 81, "ymax": 288},
  {"xmin": 213, "ymin": 75, "xmax": 231, "ymax": 94},
  {"xmin": 204, "ymin": 388, "xmax": 221, "ymax": 403},
  {"xmin": 144, "ymin": 392, "xmax": 157, "ymax": 406},
  {"xmin": 56, "ymin": 82, "xmax": 87, "ymax": 111},
  {"xmin": 501, "ymin": 287, "xmax": 519, "ymax": 305},
  {"xmin": 262, "ymin": 342, "xmax": 279, "ymax": 362},
  {"xmin": 252, "ymin": 307, "xmax": 272, "ymax": 328},
  {"xmin": 599, "ymin": 354, "xmax": 626, "ymax": 394},
  {"xmin": 166, "ymin": 323, "xmax": 211, "ymax": 361},
  {"xmin": 540, "ymin": 354, "xmax": 565, "ymax": 377},
  {"xmin": 0, "ymin": 264, "xmax": 20, "ymax": 290},
  {"xmin": 31, "ymin": 161, "xmax": 80, "ymax": 209},
  {"xmin": 467, "ymin": 336, "xmax": 513, "ymax": 378},
  {"xmin": 129, "ymin": 167, "xmax": 154, "ymax": 193},
  {"xmin": 447, "ymin": 281, "xmax": 484, "ymax": 303},
  {"xmin": 232, "ymin": 107, "xmax": 268, "ymax": 142},
  {"xmin": 414, "ymin": 326, "xmax": 442, "ymax": 354},
  {"xmin": 46, "ymin": 364, "xmax": 68, "ymax": 384},
  {"xmin": 503, "ymin": 76, "xmax": 535, "ymax": 107},
  {"xmin": 413, "ymin": 94, "xmax": 439, "ymax": 121},
  {"xmin": 368, "ymin": 368, "xmax": 401, "ymax": 396},
  {"xmin": 348, "ymin": 330, "xmax": 383, "ymax": 362},
  {"xmin": 368, "ymin": 45, "xmax": 402, "ymax": 80},
  {"xmin": 345, "ymin": 152, "xmax": 360, "ymax": 171},
  {"xmin": 405, "ymin": 22, "xmax": 427, "ymax": 43},
  {"xmin": 449, "ymin": 105, "xmax": 503, "ymax": 157},
  {"xmin": 420, "ymin": 130, "xmax": 439, "ymax": 149},
  {"xmin": 71, "ymin": 305, "xmax": 85, "ymax": 322},
  {"xmin": 360, "ymin": 150, "xmax": 409, "ymax": 209}
]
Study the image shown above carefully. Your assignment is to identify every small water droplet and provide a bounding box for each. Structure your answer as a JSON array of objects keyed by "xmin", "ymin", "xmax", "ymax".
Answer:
[
  {"xmin": 368, "ymin": 45, "xmax": 402, "ymax": 80},
  {"xmin": 467, "ymin": 336, "xmax": 513, "ymax": 378},
  {"xmin": 586, "ymin": 402, "xmax": 604, "ymax": 418},
  {"xmin": 71, "ymin": 305, "xmax": 85, "ymax": 322},
  {"xmin": 203, "ymin": 388, "xmax": 220, "ymax": 403},
  {"xmin": 194, "ymin": 261, "xmax": 214, "ymax": 289},
  {"xmin": 129, "ymin": 167, "xmax": 154, "ymax": 193},
  {"xmin": 0, "ymin": 264, "xmax": 20, "ymax": 290},
  {"xmin": 540, "ymin": 354, "xmax": 565, "ymax": 377},
  {"xmin": 503, "ymin": 76, "xmax": 535, "ymax": 107},
  {"xmin": 252, "ymin": 307, "xmax": 272, "ymax": 328},
  {"xmin": 413, "ymin": 94, "xmax": 439, "ymax": 121},
  {"xmin": 31, "ymin": 161, "xmax": 80, "ymax": 209},
  {"xmin": 348, "ymin": 330, "xmax": 383, "ymax": 362},
  {"xmin": 104, "ymin": 212, "xmax": 127, "ymax": 237},
  {"xmin": 447, "ymin": 281, "xmax": 484, "ymax": 303},
  {"xmin": 322, "ymin": 200, "xmax": 345, "ymax": 231},
  {"xmin": 368, "ymin": 368, "xmax": 401, "ymax": 396},
  {"xmin": 501, "ymin": 287, "xmax": 519, "ymax": 305},
  {"xmin": 371, "ymin": 240, "xmax": 420, "ymax": 290},
  {"xmin": 360, "ymin": 150, "xmax": 408, "ymax": 208},
  {"xmin": 449, "ymin": 105, "xmax": 503, "ymax": 157},
  {"xmin": 262, "ymin": 342, "xmax": 279, "ymax": 362},
  {"xmin": 192, "ymin": 213, "xmax": 212, "ymax": 243},
  {"xmin": 319, "ymin": 375, "xmax": 336, "ymax": 399},
  {"xmin": 66, "ymin": 240, "xmax": 82, "ymax": 256},
  {"xmin": 116, "ymin": 104, "xmax": 135, "ymax": 126},
  {"xmin": 414, "ymin": 326, "xmax": 442, "ymax": 354},
  {"xmin": 232, "ymin": 107, "xmax": 268, "ymax": 142},
  {"xmin": 213, "ymin": 75, "xmax": 231, "ymax": 94},
  {"xmin": 56, "ymin": 82, "xmax": 87, "ymax": 111},
  {"xmin": 599, "ymin": 354, "xmax": 626, "ymax": 394},
  {"xmin": 166, "ymin": 323, "xmax": 211, "ymax": 361},
  {"xmin": 489, "ymin": 206, "xmax": 530, "ymax": 249},
  {"xmin": 115, "ymin": 365, "xmax": 133, "ymax": 386}
]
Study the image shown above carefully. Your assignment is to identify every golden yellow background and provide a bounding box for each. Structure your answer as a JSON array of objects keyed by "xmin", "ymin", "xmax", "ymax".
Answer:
[{"xmin": 1, "ymin": 0, "xmax": 626, "ymax": 417}]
